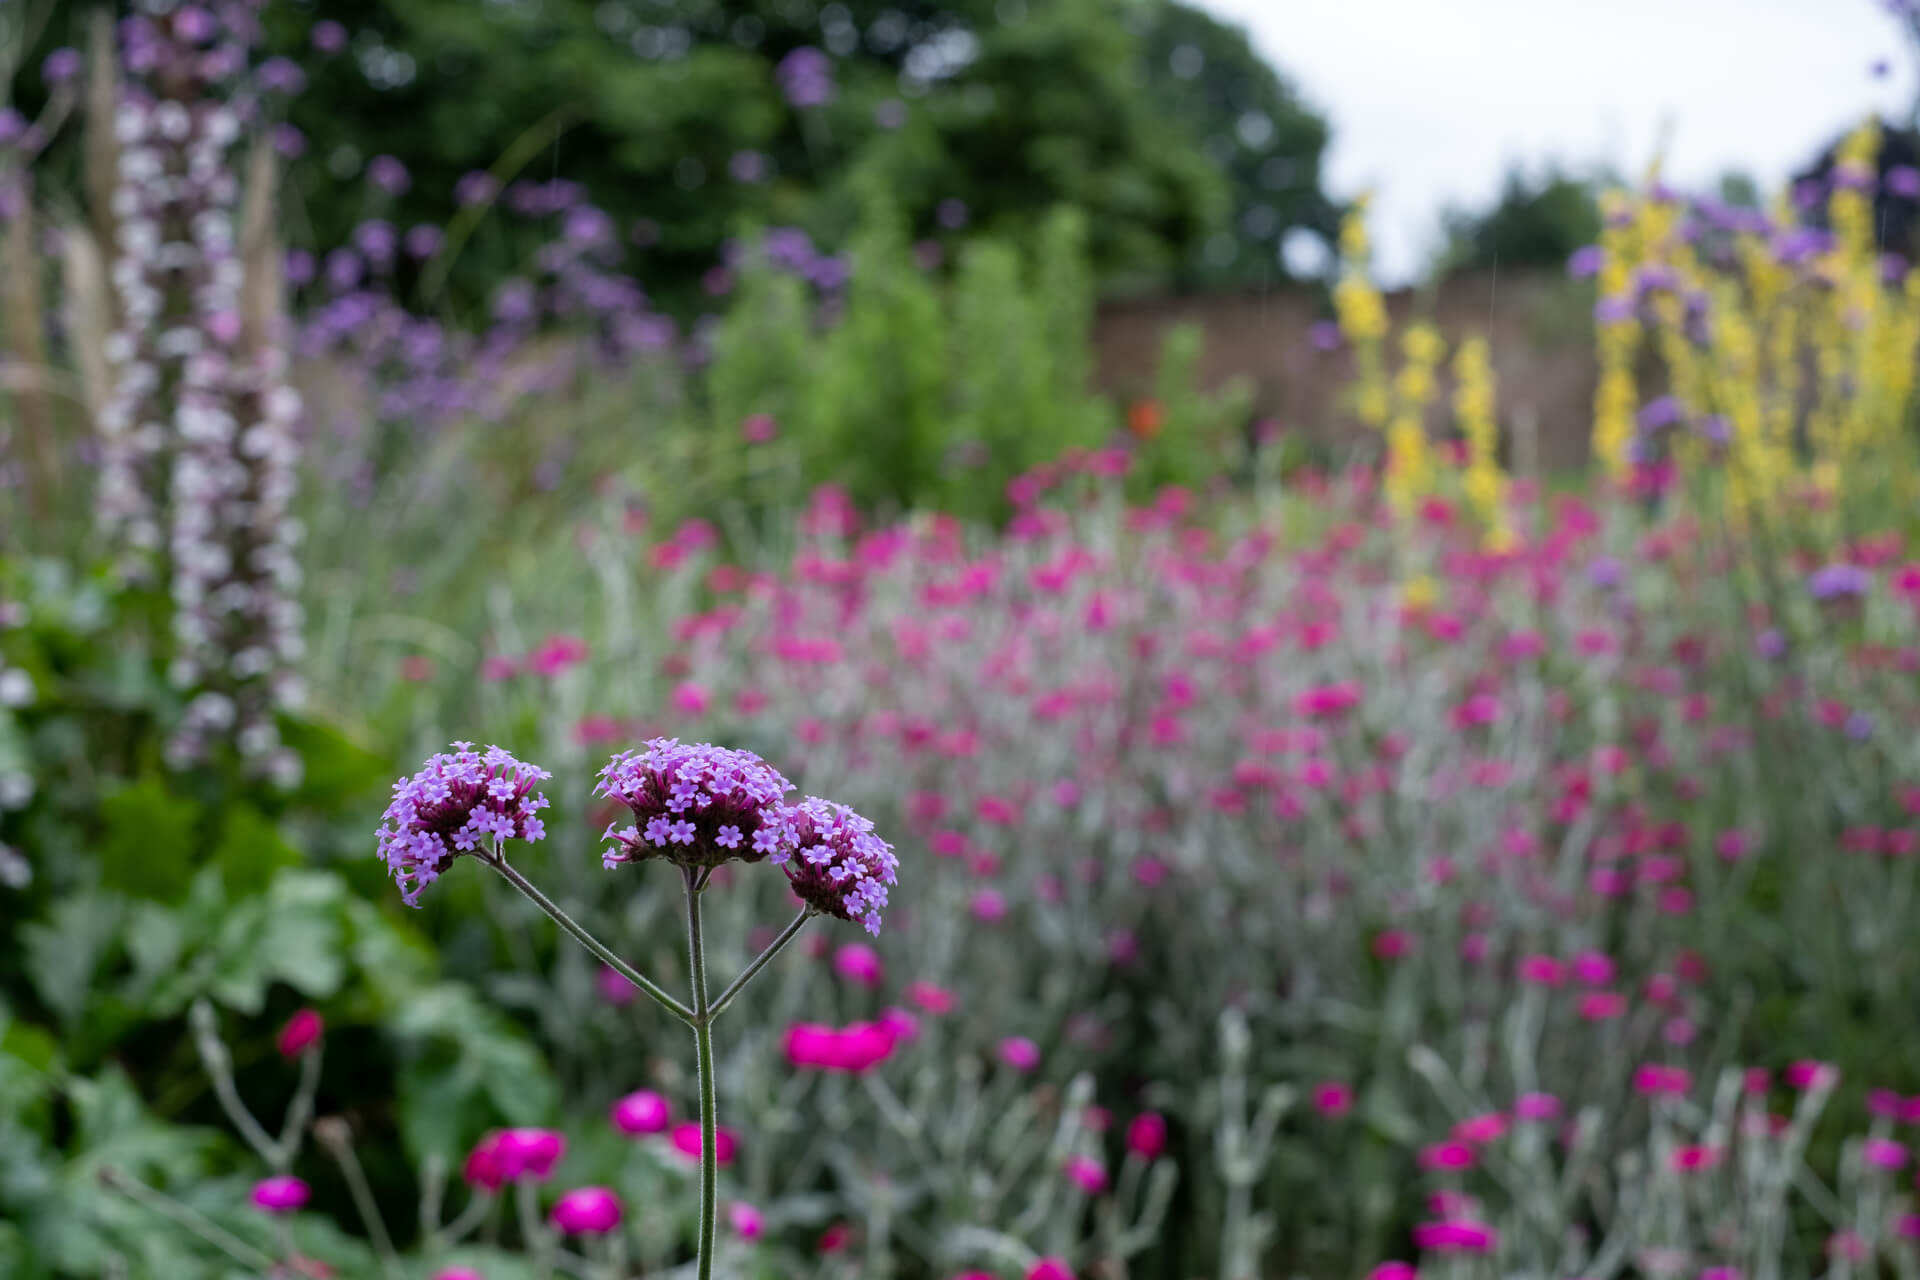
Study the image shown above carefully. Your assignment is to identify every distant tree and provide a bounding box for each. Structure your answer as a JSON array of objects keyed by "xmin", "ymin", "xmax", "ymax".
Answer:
[
  {"xmin": 1437, "ymin": 165, "xmax": 1604, "ymax": 273},
  {"xmin": 1134, "ymin": 0, "xmax": 1337, "ymax": 290},
  {"xmin": 234, "ymin": 0, "xmax": 1225, "ymax": 307}
]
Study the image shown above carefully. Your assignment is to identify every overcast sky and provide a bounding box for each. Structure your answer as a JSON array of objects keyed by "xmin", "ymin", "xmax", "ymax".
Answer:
[{"xmin": 1200, "ymin": 0, "xmax": 1916, "ymax": 281}]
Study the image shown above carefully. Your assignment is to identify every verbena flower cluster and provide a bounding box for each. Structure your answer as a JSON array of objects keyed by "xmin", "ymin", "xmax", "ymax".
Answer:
[
  {"xmin": 594, "ymin": 737, "xmax": 795, "ymax": 869},
  {"xmin": 376, "ymin": 743, "xmax": 551, "ymax": 905},
  {"xmin": 772, "ymin": 797, "xmax": 897, "ymax": 934},
  {"xmin": 101, "ymin": 1, "xmax": 305, "ymax": 779}
]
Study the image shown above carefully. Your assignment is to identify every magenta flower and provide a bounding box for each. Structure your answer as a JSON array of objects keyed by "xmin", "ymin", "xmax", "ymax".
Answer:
[
  {"xmin": 550, "ymin": 1186, "xmax": 622, "ymax": 1235},
  {"xmin": 1514, "ymin": 1092, "xmax": 1560, "ymax": 1121},
  {"xmin": 375, "ymin": 744, "xmax": 551, "ymax": 904},
  {"xmin": 729, "ymin": 1200, "xmax": 764, "ymax": 1238},
  {"xmin": 1369, "ymin": 1265, "xmax": 1418, "ymax": 1280},
  {"xmin": 834, "ymin": 942, "xmax": 884, "ymax": 986},
  {"xmin": 611, "ymin": 1090, "xmax": 671, "ymax": 1135},
  {"xmin": 1126, "ymin": 1112, "xmax": 1167, "ymax": 1158},
  {"xmin": 671, "ymin": 1122, "xmax": 737, "ymax": 1165},
  {"xmin": 1064, "ymin": 1154, "xmax": 1108, "ymax": 1193},
  {"xmin": 1027, "ymin": 1261, "xmax": 1075, "ymax": 1280},
  {"xmin": 773, "ymin": 798, "xmax": 898, "ymax": 934},
  {"xmin": 596, "ymin": 738, "xmax": 795, "ymax": 870},
  {"xmin": 783, "ymin": 1021, "xmax": 899, "ymax": 1073},
  {"xmin": 1313, "ymin": 1081, "xmax": 1353, "ymax": 1117},
  {"xmin": 496, "ymin": 1127, "xmax": 567, "ymax": 1181},
  {"xmin": 250, "ymin": 1175, "xmax": 310, "ymax": 1213},
  {"xmin": 276, "ymin": 1008, "xmax": 324, "ymax": 1058},
  {"xmin": 999, "ymin": 1036, "xmax": 1041, "ymax": 1072},
  {"xmin": 1412, "ymin": 1219, "xmax": 1497, "ymax": 1252}
]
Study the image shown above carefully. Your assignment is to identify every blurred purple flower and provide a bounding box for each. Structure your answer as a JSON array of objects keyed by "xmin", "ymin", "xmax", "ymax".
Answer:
[
  {"xmin": 729, "ymin": 150, "xmax": 770, "ymax": 183},
  {"xmin": 270, "ymin": 123, "xmax": 306, "ymax": 158},
  {"xmin": 1808, "ymin": 563, "xmax": 1870, "ymax": 600},
  {"xmin": 311, "ymin": 20, "xmax": 349, "ymax": 53},
  {"xmin": 937, "ymin": 197, "xmax": 970, "ymax": 230},
  {"xmin": 42, "ymin": 48, "xmax": 82, "ymax": 85},
  {"xmin": 454, "ymin": 171, "xmax": 499, "ymax": 208},
  {"xmin": 1567, "ymin": 244, "xmax": 1605, "ymax": 279},
  {"xmin": 1887, "ymin": 165, "xmax": 1920, "ymax": 199},
  {"xmin": 404, "ymin": 224, "xmax": 443, "ymax": 259},
  {"xmin": 257, "ymin": 56, "xmax": 306, "ymax": 95},
  {"xmin": 367, "ymin": 155, "xmax": 411, "ymax": 195},
  {"xmin": 776, "ymin": 46, "xmax": 835, "ymax": 108}
]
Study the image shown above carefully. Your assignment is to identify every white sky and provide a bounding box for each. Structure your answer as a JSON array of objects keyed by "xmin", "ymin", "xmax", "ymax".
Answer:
[{"xmin": 1201, "ymin": 0, "xmax": 1916, "ymax": 281}]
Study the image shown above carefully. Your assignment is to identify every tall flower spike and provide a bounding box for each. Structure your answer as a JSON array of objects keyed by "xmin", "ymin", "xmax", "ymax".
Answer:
[
  {"xmin": 594, "ymin": 738, "xmax": 795, "ymax": 870},
  {"xmin": 774, "ymin": 798, "xmax": 898, "ymax": 935},
  {"xmin": 376, "ymin": 744, "xmax": 551, "ymax": 904}
]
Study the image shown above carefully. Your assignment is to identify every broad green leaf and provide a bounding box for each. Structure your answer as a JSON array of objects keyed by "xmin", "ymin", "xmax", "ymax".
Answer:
[{"xmin": 98, "ymin": 777, "xmax": 201, "ymax": 904}]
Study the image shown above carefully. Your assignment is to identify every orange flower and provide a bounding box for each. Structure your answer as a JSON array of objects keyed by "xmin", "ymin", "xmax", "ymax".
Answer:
[{"xmin": 1128, "ymin": 400, "xmax": 1164, "ymax": 439}]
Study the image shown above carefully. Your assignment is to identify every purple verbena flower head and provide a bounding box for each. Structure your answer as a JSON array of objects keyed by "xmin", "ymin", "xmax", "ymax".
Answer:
[
  {"xmin": 776, "ymin": 46, "xmax": 835, "ymax": 108},
  {"xmin": 1808, "ymin": 563, "xmax": 1871, "ymax": 601},
  {"xmin": 1567, "ymin": 244, "xmax": 1605, "ymax": 279},
  {"xmin": 43, "ymin": 48, "xmax": 83, "ymax": 85},
  {"xmin": 1888, "ymin": 165, "xmax": 1920, "ymax": 199},
  {"xmin": 772, "ymin": 797, "xmax": 897, "ymax": 934},
  {"xmin": 376, "ymin": 743, "xmax": 552, "ymax": 904},
  {"xmin": 596, "ymin": 738, "xmax": 794, "ymax": 869}
]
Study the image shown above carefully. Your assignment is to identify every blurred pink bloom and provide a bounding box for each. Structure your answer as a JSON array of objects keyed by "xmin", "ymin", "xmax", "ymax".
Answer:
[
  {"xmin": 1785, "ymin": 1060, "xmax": 1838, "ymax": 1090},
  {"xmin": 1127, "ymin": 1112, "xmax": 1167, "ymax": 1158},
  {"xmin": 1368, "ymin": 1264, "xmax": 1418, "ymax": 1280},
  {"xmin": 598, "ymin": 964, "xmax": 638, "ymax": 1005},
  {"xmin": 480, "ymin": 654, "xmax": 518, "ymax": 680},
  {"xmin": 277, "ymin": 1008, "xmax": 324, "ymax": 1058},
  {"xmin": 1452, "ymin": 1113, "xmax": 1508, "ymax": 1145},
  {"xmin": 670, "ymin": 1122, "xmax": 737, "ymax": 1164},
  {"xmin": 834, "ymin": 942, "xmax": 884, "ymax": 987},
  {"xmin": 529, "ymin": 634, "xmax": 589, "ymax": 676},
  {"xmin": 1373, "ymin": 930, "xmax": 1411, "ymax": 960},
  {"xmin": 1578, "ymin": 991, "xmax": 1628, "ymax": 1020},
  {"xmin": 1571, "ymin": 950, "xmax": 1616, "ymax": 985},
  {"xmin": 611, "ymin": 1090, "xmax": 670, "ymax": 1135},
  {"xmin": 907, "ymin": 980, "xmax": 956, "ymax": 1014},
  {"xmin": 1671, "ymin": 1144, "xmax": 1721, "ymax": 1171},
  {"xmin": 550, "ymin": 1186, "xmax": 621, "ymax": 1235},
  {"xmin": 1863, "ymin": 1137, "xmax": 1909, "ymax": 1169},
  {"xmin": 1514, "ymin": 1092, "xmax": 1560, "ymax": 1121},
  {"xmin": 729, "ymin": 1201, "xmax": 763, "ymax": 1238},
  {"xmin": 250, "ymin": 1175, "xmax": 309, "ymax": 1213},
  {"xmin": 999, "ymin": 1036, "xmax": 1041, "ymax": 1071},
  {"xmin": 1418, "ymin": 1141, "xmax": 1475, "ymax": 1171},
  {"xmin": 1313, "ymin": 1081, "xmax": 1353, "ymax": 1117},
  {"xmin": 741, "ymin": 413, "xmax": 778, "ymax": 443},
  {"xmin": 1026, "ymin": 1261, "xmax": 1075, "ymax": 1280},
  {"xmin": 1064, "ymin": 1154, "xmax": 1108, "ymax": 1193},
  {"xmin": 1411, "ymin": 1219, "xmax": 1497, "ymax": 1252},
  {"xmin": 672, "ymin": 681, "xmax": 709, "ymax": 715}
]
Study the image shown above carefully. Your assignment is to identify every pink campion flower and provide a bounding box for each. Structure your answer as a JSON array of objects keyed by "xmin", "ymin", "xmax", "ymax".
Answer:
[
  {"xmin": 1064, "ymin": 1154, "xmax": 1108, "ymax": 1193},
  {"xmin": 1578, "ymin": 991, "xmax": 1628, "ymax": 1021},
  {"xmin": 1452, "ymin": 1113, "xmax": 1508, "ymax": 1145},
  {"xmin": 999, "ymin": 1037, "xmax": 1041, "ymax": 1071},
  {"xmin": 817, "ymin": 1222, "xmax": 853, "ymax": 1253},
  {"xmin": 528, "ymin": 634, "xmax": 588, "ymax": 675},
  {"xmin": 1715, "ymin": 829, "xmax": 1751, "ymax": 860},
  {"xmin": 611, "ymin": 1090, "xmax": 671, "ymax": 1135},
  {"xmin": 1699, "ymin": 1268, "xmax": 1742, "ymax": 1280},
  {"xmin": 1368, "ymin": 1264, "xmax": 1418, "ymax": 1280},
  {"xmin": 879, "ymin": 1007, "xmax": 920, "ymax": 1044},
  {"xmin": 1571, "ymin": 951, "xmax": 1616, "ymax": 985},
  {"xmin": 277, "ymin": 1008, "xmax": 324, "ymax": 1058},
  {"xmin": 550, "ymin": 1186, "xmax": 621, "ymax": 1235},
  {"xmin": 375, "ymin": 744, "xmax": 552, "ymax": 904},
  {"xmin": 1827, "ymin": 1232, "xmax": 1869, "ymax": 1262},
  {"xmin": 1867, "ymin": 1089, "xmax": 1904, "ymax": 1119},
  {"xmin": 434, "ymin": 1270, "xmax": 485, "ymax": 1280},
  {"xmin": 907, "ymin": 981, "xmax": 955, "ymax": 1014},
  {"xmin": 1127, "ymin": 1112, "xmax": 1167, "ymax": 1159},
  {"xmin": 598, "ymin": 964, "xmax": 638, "ymax": 1006},
  {"xmin": 741, "ymin": 413, "xmax": 777, "ymax": 444},
  {"xmin": 1418, "ymin": 1141, "xmax": 1475, "ymax": 1171},
  {"xmin": 1672, "ymin": 1145, "xmax": 1721, "ymax": 1172},
  {"xmin": 250, "ymin": 1175, "xmax": 310, "ymax": 1213},
  {"xmin": 670, "ymin": 1123, "xmax": 737, "ymax": 1165},
  {"xmin": 970, "ymin": 888, "xmax": 1008, "ymax": 922},
  {"xmin": 729, "ymin": 1201, "xmax": 763, "ymax": 1239},
  {"xmin": 1517, "ymin": 955, "xmax": 1564, "ymax": 986},
  {"xmin": 479, "ymin": 654, "xmax": 519, "ymax": 681},
  {"xmin": 833, "ymin": 942, "xmax": 884, "ymax": 987},
  {"xmin": 596, "ymin": 739, "xmax": 796, "ymax": 871},
  {"xmin": 1863, "ymin": 1137, "xmax": 1909, "ymax": 1169},
  {"xmin": 1026, "ymin": 1261, "xmax": 1075, "ymax": 1280},
  {"xmin": 1313, "ymin": 1082, "xmax": 1354, "ymax": 1117},
  {"xmin": 1514, "ymin": 1092, "xmax": 1560, "ymax": 1121},
  {"xmin": 1785, "ymin": 1060, "xmax": 1838, "ymax": 1090},
  {"xmin": 463, "ymin": 1132, "xmax": 511, "ymax": 1191},
  {"xmin": 1899, "ymin": 1215, "xmax": 1920, "ymax": 1239},
  {"xmin": 774, "ymin": 798, "xmax": 899, "ymax": 935},
  {"xmin": 1743, "ymin": 1069, "xmax": 1772, "ymax": 1096},
  {"xmin": 1411, "ymin": 1219, "xmax": 1497, "ymax": 1252},
  {"xmin": 496, "ymin": 1128, "xmax": 566, "ymax": 1181},
  {"xmin": 672, "ymin": 681, "xmax": 710, "ymax": 715},
  {"xmin": 1634, "ymin": 1065, "xmax": 1691, "ymax": 1096},
  {"xmin": 1373, "ymin": 930, "xmax": 1411, "ymax": 960}
]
